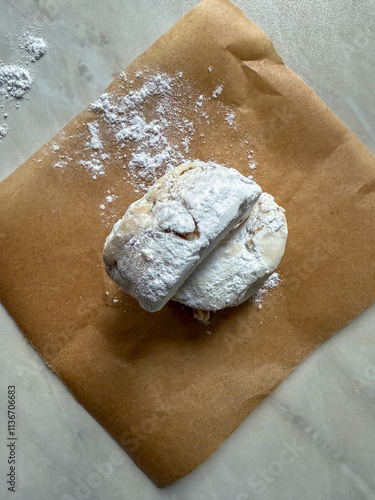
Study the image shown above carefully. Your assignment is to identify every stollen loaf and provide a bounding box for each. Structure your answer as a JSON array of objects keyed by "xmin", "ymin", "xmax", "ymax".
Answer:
[
  {"xmin": 103, "ymin": 161, "xmax": 262, "ymax": 312},
  {"xmin": 173, "ymin": 193, "xmax": 288, "ymax": 311}
]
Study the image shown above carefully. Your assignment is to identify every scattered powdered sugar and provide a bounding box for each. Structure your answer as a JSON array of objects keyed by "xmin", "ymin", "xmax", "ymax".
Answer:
[
  {"xmin": 86, "ymin": 121, "xmax": 103, "ymax": 150},
  {"xmin": 248, "ymin": 158, "xmax": 257, "ymax": 170},
  {"xmin": 84, "ymin": 71, "xmax": 242, "ymax": 190},
  {"xmin": 53, "ymin": 151, "xmax": 73, "ymax": 169},
  {"xmin": 0, "ymin": 65, "xmax": 33, "ymax": 99},
  {"xmin": 106, "ymin": 194, "xmax": 117, "ymax": 203},
  {"xmin": 0, "ymin": 123, "xmax": 9, "ymax": 138},
  {"xmin": 89, "ymin": 72, "xmax": 193, "ymax": 188},
  {"xmin": 51, "ymin": 68, "xmax": 260, "ymax": 226},
  {"xmin": 0, "ymin": 30, "xmax": 48, "ymax": 141},
  {"xmin": 99, "ymin": 190, "xmax": 119, "ymax": 220},
  {"xmin": 247, "ymin": 150, "xmax": 258, "ymax": 178},
  {"xmin": 128, "ymin": 150, "xmax": 171, "ymax": 173},
  {"xmin": 225, "ymin": 111, "xmax": 236, "ymax": 128},
  {"xmin": 212, "ymin": 85, "xmax": 223, "ymax": 98},
  {"xmin": 65, "ymin": 122, "xmax": 109, "ymax": 178},
  {"xmin": 196, "ymin": 95, "xmax": 204, "ymax": 107},
  {"xmin": 79, "ymin": 157, "xmax": 106, "ymax": 178},
  {"xmin": 253, "ymin": 272, "xmax": 282, "ymax": 303},
  {"xmin": 54, "ymin": 160, "xmax": 68, "ymax": 169},
  {"xmin": 50, "ymin": 143, "xmax": 60, "ymax": 152},
  {"xmin": 23, "ymin": 35, "xmax": 48, "ymax": 62}
]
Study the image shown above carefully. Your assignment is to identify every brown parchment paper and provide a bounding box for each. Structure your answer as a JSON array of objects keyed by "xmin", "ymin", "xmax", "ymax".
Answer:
[{"xmin": 1, "ymin": 0, "xmax": 375, "ymax": 487}]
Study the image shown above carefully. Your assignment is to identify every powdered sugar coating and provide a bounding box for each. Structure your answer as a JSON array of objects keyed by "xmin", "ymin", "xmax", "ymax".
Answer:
[
  {"xmin": 173, "ymin": 193, "xmax": 287, "ymax": 311},
  {"xmin": 103, "ymin": 161, "xmax": 262, "ymax": 312}
]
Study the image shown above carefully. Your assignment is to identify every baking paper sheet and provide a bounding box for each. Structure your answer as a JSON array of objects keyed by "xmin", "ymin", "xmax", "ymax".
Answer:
[{"xmin": 0, "ymin": 0, "xmax": 374, "ymax": 487}]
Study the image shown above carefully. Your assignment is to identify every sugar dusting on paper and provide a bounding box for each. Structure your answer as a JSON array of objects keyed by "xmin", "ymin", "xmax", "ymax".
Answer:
[
  {"xmin": 52, "ymin": 69, "xmax": 257, "ymax": 190},
  {"xmin": 51, "ymin": 67, "xmax": 263, "ymax": 247},
  {"xmin": 87, "ymin": 72, "xmax": 192, "ymax": 187},
  {"xmin": 253, "ymin": 273, "xmax": 282, "ymax": 304}
]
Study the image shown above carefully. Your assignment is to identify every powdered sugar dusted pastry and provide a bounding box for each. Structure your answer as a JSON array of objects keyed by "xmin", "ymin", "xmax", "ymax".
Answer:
[
  {"xmin": 103, "ymin": 162, "xmax": 262, "ymax": 312},
  {"xmin": 173, "ymin": 193, "xmax": 287, "ymax": 311}
]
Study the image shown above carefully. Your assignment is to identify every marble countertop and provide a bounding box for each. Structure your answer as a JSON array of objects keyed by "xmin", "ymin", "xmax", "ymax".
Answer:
[{"xmin": 0, "ymin": 1, "xmax": 374, "ymax": 499}]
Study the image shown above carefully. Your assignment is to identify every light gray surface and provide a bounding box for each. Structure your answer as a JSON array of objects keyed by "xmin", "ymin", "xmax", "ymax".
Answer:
[{"xmin": 0, "ymin": 1, "xmax": 374, "ymax": 499}]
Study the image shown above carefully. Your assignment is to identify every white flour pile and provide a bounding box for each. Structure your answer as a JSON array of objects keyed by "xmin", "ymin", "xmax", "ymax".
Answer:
[
  {"xmin": 23, "ymin": 35, "xmax": 48, "ymax": 62},
  {"xmin": 0, "ymin": 31, "xmax": 48, "ymax": 141},
  {"xmin": 0, "ymin": 65, "xmax": 33, "ymax": 99}
]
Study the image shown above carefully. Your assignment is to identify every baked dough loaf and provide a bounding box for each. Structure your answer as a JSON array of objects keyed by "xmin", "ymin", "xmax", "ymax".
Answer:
[
  {"xmin": 103, "ymin": 162, "xmax": 262, "ymax": 312},
  {"xmin": 173, "ymin": 193, "xmax": 287, "ymax": 311}
]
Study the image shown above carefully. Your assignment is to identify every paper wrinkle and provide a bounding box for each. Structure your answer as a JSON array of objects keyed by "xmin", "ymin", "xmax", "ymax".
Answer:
[
  {"xmin": 225, "ymin": 43, "xmax": 269, "ymax": 64},
  {"xmin": 357, "ymin": 178, "xmax": 375, "ymax": 196},
  {"xmin": 345, "ymin": 95, "xmax": 375, "ymax": 145},
  {"xmin": 322, "ymin": 352, "xmax": 375, "ymax": 418},
  {"xmin": 241, "ymin": 61, "xmax": 284, "ymax": 96},
  {"xmin": 237, "ymin": 392, "xmax": 270, "ymax": 415}
]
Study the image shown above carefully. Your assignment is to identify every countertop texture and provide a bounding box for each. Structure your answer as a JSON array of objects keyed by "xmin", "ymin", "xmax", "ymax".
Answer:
[{"xmin": 0, "ymin": 1, "xmax": 374, "ymax": 499}]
